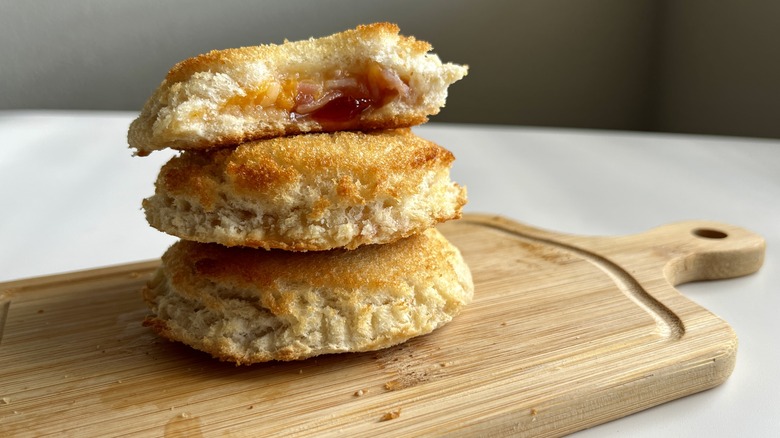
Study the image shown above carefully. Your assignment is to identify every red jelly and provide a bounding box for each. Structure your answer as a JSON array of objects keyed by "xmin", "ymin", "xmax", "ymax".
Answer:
[{"xmin": 310, "ymin": 94, "xmax": 375, "ymax": 129}]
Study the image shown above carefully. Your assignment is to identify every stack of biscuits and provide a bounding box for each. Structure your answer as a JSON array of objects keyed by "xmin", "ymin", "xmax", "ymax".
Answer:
[{"xmin": 129, "ymin": 23, "xmax": 474, "ymax": 365}]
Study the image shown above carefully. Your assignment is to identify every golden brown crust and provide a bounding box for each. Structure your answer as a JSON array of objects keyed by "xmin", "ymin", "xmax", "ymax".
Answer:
[
  {"xmin": 141, "ymin": 229, "xmax": 474, "ymax": 364},
  {"xmin": 167, "ymin": 230, "xmax": 447, "ymax": 293},
  {"xmin": 157, "ymin": 129, "xmax": 453, "ymax": 203},
  {"xmin": 143, "ymin": 129, "xmax": 466, "ymax": 250},
  {"xmin": 166, "ymin": 23, "xmax": 429, "ymax": 84}
]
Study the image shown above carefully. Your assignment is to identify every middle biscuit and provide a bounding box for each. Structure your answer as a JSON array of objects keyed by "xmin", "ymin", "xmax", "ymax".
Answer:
[{"xmin": 143, "ymin": 128, "xmax": 466, "ymax": 251}]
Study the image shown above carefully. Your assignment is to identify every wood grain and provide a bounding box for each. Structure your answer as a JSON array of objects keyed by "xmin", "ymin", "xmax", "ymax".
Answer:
[{"xmin": 0, "ymin": 215, "xmax": 765, "ymax": 437}]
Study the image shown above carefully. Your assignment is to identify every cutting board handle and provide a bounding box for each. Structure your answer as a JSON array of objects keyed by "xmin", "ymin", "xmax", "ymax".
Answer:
[
  {"xmin": 464, "ymin": 215, "xmax": 766, "ymax": 287},
  {"xmin": 641, "ymin": 221, "xmax": 766, "ymax": 285},
  {"xmin": 556, "ymin": 220, "xmax": 767, "ymax": 287}
]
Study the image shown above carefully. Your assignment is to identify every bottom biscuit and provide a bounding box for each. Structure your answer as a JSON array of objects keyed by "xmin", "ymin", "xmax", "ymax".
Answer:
[{"xmin": 142, "ymin": 228, "xmax": 473, "ymax": 364}]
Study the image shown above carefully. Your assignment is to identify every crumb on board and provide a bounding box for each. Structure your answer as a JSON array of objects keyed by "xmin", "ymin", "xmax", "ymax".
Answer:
[
  {"xmin": 353, "ymin": 389, "xmax": 368, "ymax": 397},
  {"xmin": 37, "ymin": 309, "xmax": 44, "ymax": 314},
  {"xmin": 380, "ymin": 409, "xmax": 401, "ymax": 422},
  {"xmin": 383, "ymin": 380, "xmax": 403, "ymax": 391},
  {"xmin": 2, "ymin": 397, "xmax": 10, "ymax": 405},
  {"xmin": 179, "ymin": 412, "xmax": 191, "ymax": 419}
]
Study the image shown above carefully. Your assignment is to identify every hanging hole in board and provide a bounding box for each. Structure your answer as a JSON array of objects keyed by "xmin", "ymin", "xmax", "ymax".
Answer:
[{"xmin": 692, "ymin": 228, "xmax": 728, "ymax": 239}]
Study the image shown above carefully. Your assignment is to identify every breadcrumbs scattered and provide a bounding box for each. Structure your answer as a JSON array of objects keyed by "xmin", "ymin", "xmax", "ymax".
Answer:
[
  {"xmin": 179, "ymin": 412, "xmax": 190, "ymax": 419},
  {"xmin": 354, "ymin": 389, "xmax": 368, "ymax": 397},
  {"xmin": 2, "ymin": 397, "xmax": 10, "ymax": 405},
  {"xmin": 380, "ymin": 409, "xmax": 401, "ymax": 422}
]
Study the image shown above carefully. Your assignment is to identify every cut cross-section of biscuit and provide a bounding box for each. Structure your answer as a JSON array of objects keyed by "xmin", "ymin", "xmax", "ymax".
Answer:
[
  {"xmin": 143, "ymin": 128, "xmax": 467, "ymax": 251},
  {"xmin": 128, "ymin": 22, "xmax": 468, "ymax": 156},
  {"xmin": 142, "ymin": 228, "xmax": 474, "ymax": 364}
]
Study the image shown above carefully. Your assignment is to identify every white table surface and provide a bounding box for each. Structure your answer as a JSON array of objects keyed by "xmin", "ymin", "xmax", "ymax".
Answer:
[{"xmin": 1, "ymin": 110, "xmax": 778, "ymax": 436}]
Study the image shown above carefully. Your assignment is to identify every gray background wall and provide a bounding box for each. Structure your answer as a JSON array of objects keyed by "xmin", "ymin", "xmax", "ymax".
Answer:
[{"xmin": 1, "ymin": 0, "xmax": 778, "ymax": 139}]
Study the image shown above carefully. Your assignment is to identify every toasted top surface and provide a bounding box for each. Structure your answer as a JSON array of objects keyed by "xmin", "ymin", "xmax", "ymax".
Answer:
[
  {"xmin": 166, "ymin": 23, "xmax": 430, "ymax": 84},
  {"xmin": 155, "ymin": 128, "xmax": 455, "ymax": 210},
  {"xmin": 162, "ymin": 227, "xmax": 466, "ymax": 302}
]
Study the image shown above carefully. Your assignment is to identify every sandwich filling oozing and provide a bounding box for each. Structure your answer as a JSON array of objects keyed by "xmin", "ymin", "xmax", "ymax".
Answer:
[{"xmin": 223, "ymin": 61, "xmax": 410, "ymax": 130}]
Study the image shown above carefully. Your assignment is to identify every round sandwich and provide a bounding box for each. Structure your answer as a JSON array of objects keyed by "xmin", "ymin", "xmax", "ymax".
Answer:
[
  {"xmin": 142, "ymin": 228, "xmax": 474, "ymax": 364},
  {"xmin": 128, "ymin": 22, "xmax": 468, "ymax": 156},
  {"xmin": 143, "ymin": 128, "xmax": 467, "ymax": 251}
]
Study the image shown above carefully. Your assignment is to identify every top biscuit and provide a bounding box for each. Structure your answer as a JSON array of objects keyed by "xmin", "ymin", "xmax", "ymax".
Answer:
[{"xmin": 128, "ymin": 23, "xmax": 468, "ymax": 156}]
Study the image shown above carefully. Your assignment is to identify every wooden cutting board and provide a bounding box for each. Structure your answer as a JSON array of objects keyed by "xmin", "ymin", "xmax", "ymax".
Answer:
[{"xmin": 0, "ymin": 215, "xmax": 765, "ymax": 437}]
